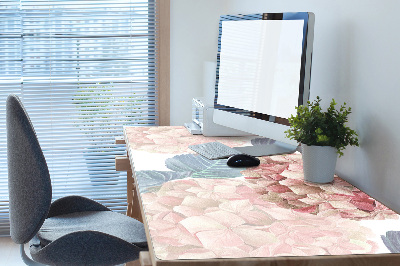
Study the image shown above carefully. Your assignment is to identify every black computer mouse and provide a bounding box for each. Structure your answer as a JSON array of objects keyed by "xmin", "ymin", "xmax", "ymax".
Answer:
[{"xmin": 227, "ymin": 154, "xmax": 260, "ymax": 167}]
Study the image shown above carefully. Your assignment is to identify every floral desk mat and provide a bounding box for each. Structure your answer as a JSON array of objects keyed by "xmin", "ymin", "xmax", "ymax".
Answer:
[{"xmin": 124, "ymin": 126, "xmax": 400, "ymax": 260}]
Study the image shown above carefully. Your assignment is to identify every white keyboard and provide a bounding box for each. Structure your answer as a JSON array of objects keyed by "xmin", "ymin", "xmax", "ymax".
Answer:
[{"xmin": 189, "ymin": 141, "xmax": 242, "ymax": 160}]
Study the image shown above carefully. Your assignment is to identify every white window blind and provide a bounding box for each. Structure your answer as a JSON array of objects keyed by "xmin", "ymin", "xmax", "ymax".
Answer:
[{"xmin": 0, "ymin": 0, "xmax": 159, "ymax": 236}]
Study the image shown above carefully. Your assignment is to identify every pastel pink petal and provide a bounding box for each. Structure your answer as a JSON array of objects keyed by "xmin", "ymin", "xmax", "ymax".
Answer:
[
  {"xmin": 287, "ymin": 199, "xmax": 311, "ymax": 208},
  {"xmin": 151, "ymin": 235, "xmax": 183, "ymax": 246},
  {"xmin": 319, "ymin": 230, "xmax": 344, "ymax": 238},
  {"xmin": 236, "ymin": 185, "xmax": 260, "ymax": 198},
  {"xmin": 251, "ymin": 198, "xmax": 278, "ymax": 208},
  {"xmin": 294, "ymin": 205, "xmax": 317, "ymax": 214},
  {"xmin": 285, "ymin": 153, "xmax": 302, "ymax": 161},
  {"xmin": 141, "ymin": 192, "xmax": 157, "ymax": 202},
  {"xmin": 179, "ymin": 215, "xmax": 226, "ymax": 234},
  {"xmin": 241, "ymin": 210, "xmax": 275, "ymax": 225},
  {"xmin": 293, "ymin": 246, "xmax": 326, "ymax": 256},
  {"xmin": 259, "ymin": 206, "xmax": 299, "ymax": 220},
  {"xmin": 290, "ymin": 185, "xmax": 323, "ymax": 195},
  {"xmin": 144, "ymin": 201, "xmax": 172, "ymax": 212},
  {"xmin": 367, "ymin": 240, "xmax": 380, "ymax": 253},
  {"xmin": 181, "ymin": 196, "xmax": 219, "ymax": 209},
  {"xmin": 197, "ymin": 180, "xmax": 217, "ymax": 190},
  {"xmin": 219, "ymin": 199, "xmax": 253, "ymax": 213},
  {"xmin": 266, "ymin": 184, "xmax": 292, "ymax": 193},
  {"xmin": 268, "ymin": 155, "xmax": 292, "ymax": 163},
  {"xmin": 155, "ymin": 225, "xmax": 201, "ymax": 247},
  {"xmin": 287, "ymin": 163, "xmax": 303, "ymax": 172},
  {"xmin": 329, "ymin": 200, "xmax": 358, "ymax": 210},
  {"xmin": 352, "ymin": 191, "xmax": 371, "ymax": 200},
  {"xmin": 258, "ymin": 175, "xmax": 276, "ymax": 181},
  {"xmin": 215, "ymin": 192, "xmax": 243, "ymax": 200},
  {"xmin": 216, "ymin": 182, "xmax": 243, "ymax": 191},
  {"xmin": 186, "ymin": 187, "xmax": 206, "ymax": 194},
  {"xmin": 213, "ymin": 246, "xmax": 252, "ymax": 258},
  {"xmin": 270, "ymin": 174, "xmax": 286, "ymax": 181},
  {"xmin": 196, "ymin": 229, "xmax": 244, "ymax": 249},
  {"xmin": 326, "ymin": 243, "xmax": 358, "ymax": 255},
  {"xmin": 314, "ymin": 238, "xmax": 336, "ymax": 248},
  {"xmin": 298, "ymin": 196, "xmax": 322, "ymax": 205},
  {"xmin": 316, "ymin": 209, "xmax": 339, "ymax": 218},
  {"xmin": 256, "ymin": 180, "xmax": 278, "ymax": 187},
  {"xmin": 259, "ymin": 163, "xmax": 288, "ymax": 173},
  {"xmin": 280, "ymin": 192, "xmax": 306, "ymax": 201},
  {"xmin": 279, "ymin": 178, "xmax": 304, "ymax": 186},
  {"xmin": 324, "ymin": 194, "xmax": 351, "ymax": 201},
  {"xmin": 158, "ymin": 196, "xmax": 184, "ymax": 206},
  {"xmin": 302, "ymin": 218, "xmax": 334, "ymax": 227},
  {"xmin": 204, "ymin": 206, "xmax": 220, "ymax": 213},
  {"xmin": 205, "ymin": 210, "xmax": 246, "ymax": 227},
  {"xmin": 268, "ymin": 222, "xmax": 288, "ymax": 236},
  {"xmin": 152, "ymin": 210, "xmax": 173, "ymax": 221},
  {"xmin": 172, "ymin": 224, "xmax": 203, "ymax": 246},
  {"xmin": 280, "ymin": 169, "xmax": 304, "ymax": 180},
  {"xmin": 350, "ymin": 199, "xmax": 376, "ymax": 212},
  {"xmin": 319, "ymin": 202, "xmax": 335, "ymax": 211},
  {"xmin": 237, "ymin": 243, "xmax": 254, "ymax": 254},
  {"xmin": 177, "ymin": 248, "xmax": 217, "ymax": 259},
  {"xmin": 339, "ymin": 209, "xmax": 369, "ymax": 219},
  {"xmin": 320, "ymin": 185, "xmax": 353, "ymax": 196},
  {"xmin": 173, "ymin": 205, "xmax": 204, "ymax": 217},
  {"xmin": 375, "ymin": 201, "xmax": 391, "ymax": 210},
  {"xmin": 250, "ymin": 245, "xmax": 271, "ymax": 257},
  {"xmin": 244, "ymin": 176, "xmax": 262, "ymax": 180},
  {"xmin": 163, "ymin": 212, "xmax": 185, "ymax": 223},
  {"xmin": 233, "ymin": 227, "xmax": 277, "ymax": 247},
  {"xmin": 272, "ymin": 243, "xmax": 293, "ymax": 256},
  {"xmin": 165, "ymin": 190, "xmax": 192, "ymax": 198},
  {"xmin": 148, "ymin": 219, "xmax": 176, "ymax": 231}
]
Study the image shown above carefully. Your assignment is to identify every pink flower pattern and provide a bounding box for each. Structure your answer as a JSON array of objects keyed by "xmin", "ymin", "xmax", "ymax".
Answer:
[
  {"xmin": 125, "ymin": 127, "xmax": 400, "ymax": 260},
  {"xmin": 125, "ymin": 126, "xmax": 252, "ymax": 154},
  {"xmin": 241, "ymin": 154, "xmax": 398, "ymax": 220},
  {"xmin": 143, "ymin": 178, "xmax": 381, "ymax": 260}
]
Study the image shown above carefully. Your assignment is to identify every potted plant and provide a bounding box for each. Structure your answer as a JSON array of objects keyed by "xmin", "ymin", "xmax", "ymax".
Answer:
[{"xmin": 285, "ymin": 96, "xmax": 359, "ymax": 183}]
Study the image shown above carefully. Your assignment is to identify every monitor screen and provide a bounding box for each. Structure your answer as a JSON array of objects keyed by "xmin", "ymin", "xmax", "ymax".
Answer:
[
  {"xmin": 213, "ymin": 13, "xmax": 315, "ymax": 156},
  {"xmin": 218, "ymin": 20, "xmax": 304, "ymax": 118}
]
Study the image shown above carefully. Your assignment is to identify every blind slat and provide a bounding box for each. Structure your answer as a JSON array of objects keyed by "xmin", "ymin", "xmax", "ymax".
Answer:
[{"xmin": 0, "ymin": 0, "xmax": 159, "ymax": 236}]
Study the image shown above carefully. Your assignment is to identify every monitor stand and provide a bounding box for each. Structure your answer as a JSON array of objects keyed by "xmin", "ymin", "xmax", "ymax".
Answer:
[{"xmin": 233, "ymin": 141, "xmax": 298, "ymax": 157}]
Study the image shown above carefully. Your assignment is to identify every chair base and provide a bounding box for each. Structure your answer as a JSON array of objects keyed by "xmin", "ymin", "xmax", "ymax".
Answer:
[{"xmin": 20, "ymin": 244, "xmax": 45, "ymax": 266}]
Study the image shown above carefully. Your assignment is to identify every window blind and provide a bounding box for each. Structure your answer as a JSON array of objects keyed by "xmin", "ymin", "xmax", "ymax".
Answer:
[{"xmin": 0, "ymin": 0, "xmax": 159, "ymax": 236}]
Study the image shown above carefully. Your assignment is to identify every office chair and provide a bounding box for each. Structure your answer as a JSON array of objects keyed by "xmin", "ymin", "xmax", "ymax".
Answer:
[{"xmin": 6, "ymin": 94, "xmax": 148, "ymax": 265}]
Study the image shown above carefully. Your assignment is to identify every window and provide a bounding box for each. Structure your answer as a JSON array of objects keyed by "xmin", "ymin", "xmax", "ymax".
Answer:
[{"xmin": 0, "ymin": 0, "xmax": 169, "ymax": 236}]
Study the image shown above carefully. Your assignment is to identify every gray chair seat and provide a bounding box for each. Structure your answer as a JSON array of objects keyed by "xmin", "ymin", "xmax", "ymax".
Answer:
[{"xmin": 37, "ymin": 211, "xmax": 147, "ymax": 248}]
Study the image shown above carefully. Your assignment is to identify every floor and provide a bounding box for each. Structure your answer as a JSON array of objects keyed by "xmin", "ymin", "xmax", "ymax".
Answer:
[{"xmin": 0, "ymin": 237, "xmax": 25, "ymax": 266}]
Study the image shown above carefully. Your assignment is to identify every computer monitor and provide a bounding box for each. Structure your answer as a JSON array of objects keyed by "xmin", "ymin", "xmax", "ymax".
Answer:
[{"xmin": 213, "ymin": 12, "xmax": 315, "ymax": 156}]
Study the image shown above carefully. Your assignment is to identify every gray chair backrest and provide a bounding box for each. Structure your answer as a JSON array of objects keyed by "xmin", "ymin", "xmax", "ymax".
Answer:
[{"xmin": 7, "ymin": 94, "xmax": 52, "ymax": 244}]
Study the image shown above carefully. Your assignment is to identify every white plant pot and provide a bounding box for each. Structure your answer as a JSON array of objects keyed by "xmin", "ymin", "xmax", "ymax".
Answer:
[{"xmin": 301, "ymin": 144, "xmax": 338, "ymax": 184}]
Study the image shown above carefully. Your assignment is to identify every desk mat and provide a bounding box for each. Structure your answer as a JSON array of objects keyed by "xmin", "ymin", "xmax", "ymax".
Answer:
[{"xmin": 125, "ymin": 126, "xmax": 400, "ymax": 260}]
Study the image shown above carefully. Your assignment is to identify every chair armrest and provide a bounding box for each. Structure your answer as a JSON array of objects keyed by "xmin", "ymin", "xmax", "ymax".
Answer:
[{"xmin": 47, "ymin": 195, "xmax": 110, "ymax": 218}]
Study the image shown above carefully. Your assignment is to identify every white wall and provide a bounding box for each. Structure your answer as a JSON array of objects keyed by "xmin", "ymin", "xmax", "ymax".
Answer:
[
  {"xmin": 170, "ymin": 0, "xmax": 400, "ymax": 212},
  {"xmin": 170, "ymin": 0, "xmax": 228, "ymax": 125}
]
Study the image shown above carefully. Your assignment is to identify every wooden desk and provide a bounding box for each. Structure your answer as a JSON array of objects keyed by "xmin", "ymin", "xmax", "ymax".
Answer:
[{"xmin": 122, "ymin": 126, "xmax": 400, "ymax": 266}]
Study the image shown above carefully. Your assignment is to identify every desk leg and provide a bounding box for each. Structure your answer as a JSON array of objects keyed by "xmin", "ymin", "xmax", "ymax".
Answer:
[
  {"xmin": 139, "ymin": 252, "xmax": 152, "ymax": 266},
  {"xmin": 127, "ymin": 170, "xmax": 143, "ymax": 223},
  {"xmin": 126, "ymin": 170, "xmax": 134, "ymax": 217},
  {"xmin": 124, "ymin": 252, "xmax": 151, "ymax": 266},
  {"xmin": 115, "ymin": 155, "xmax": 143, "ymax": 222}
]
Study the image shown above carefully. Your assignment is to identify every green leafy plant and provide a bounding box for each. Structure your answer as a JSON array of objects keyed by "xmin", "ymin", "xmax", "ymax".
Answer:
[{"xmin": 285, "ymin": 96, "xmax": 359, "ymax": 157}]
